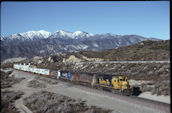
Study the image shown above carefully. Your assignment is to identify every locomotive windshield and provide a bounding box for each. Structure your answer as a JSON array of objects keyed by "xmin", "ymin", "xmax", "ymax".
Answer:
[{"xmin": 119, "ymin": 78, "xmax": 125, "ymax": 81}]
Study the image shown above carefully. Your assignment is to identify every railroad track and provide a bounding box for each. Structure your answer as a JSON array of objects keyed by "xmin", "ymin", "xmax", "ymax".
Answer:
[{"xmin": 75, "ymin": 60, "xmax": 170, "ymax": 64}]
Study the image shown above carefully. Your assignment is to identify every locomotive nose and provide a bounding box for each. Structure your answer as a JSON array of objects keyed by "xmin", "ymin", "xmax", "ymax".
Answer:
[
  {"xmin": 122, "ymin": 81, "xmax": 131, "ymax": 89},
  {"xmin": 122, "ymin": 81, "xmax": 128, "ymax": 86}
]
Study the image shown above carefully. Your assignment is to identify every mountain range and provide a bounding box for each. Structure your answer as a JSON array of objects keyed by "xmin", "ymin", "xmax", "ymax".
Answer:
[{"xmin": 1, "ymin": 30, "xmax": 160, "ymax": 62}]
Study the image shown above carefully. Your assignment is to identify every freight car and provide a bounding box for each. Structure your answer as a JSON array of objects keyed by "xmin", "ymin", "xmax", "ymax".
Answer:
[
  {"xmin": 60, "ymin": 71, "xmax": 74, "ymax": 81},
  {"xmin": 13, "ymin": 64, "xmax": 59, "ymax": 77},
  {"xmin": 73, "ymin": 72, "xmax": 94, "ymax": 85},
  {"xmin": 13, "ymin": 64, "xmax": 133, "ymax": 95},
  {"xmin": 50, "ymin": 70, "xmax": 61, "ymax": 79}
]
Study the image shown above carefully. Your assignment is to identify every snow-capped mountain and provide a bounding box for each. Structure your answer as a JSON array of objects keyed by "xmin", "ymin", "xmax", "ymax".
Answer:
[
  {"xmin": 1, "ymin": 30, "xmax": 161, "ymax": 62},
  {"xmin": 44, "ymin": 30, "xmax": 94, "ymax": 39},
  {"xmin": 20, "ymin": 30, "xmax": 51, "ymax": 38},
  {"xmin": 2, "ymin": 30, "xmax": 94, "ymax": 41},
  {"xmin": 5, "ymin": 30, "xmax": 51, "ymax": 40},
  {"xmin": 72, "ymin": 31, "xmax": 94, "ymax": 38},
  {"xmin": 52, "ymin": 30, "xmax": 73, "ymax": 38}
]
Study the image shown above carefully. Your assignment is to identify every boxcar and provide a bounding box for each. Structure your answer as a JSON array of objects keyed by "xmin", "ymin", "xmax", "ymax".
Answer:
[
  {"xmin": 28, "ymin": 67, "xmax": 34, "ymax": 73},
  {"xmin": 60, "ymin": 71, "xmax": 74, "ymax": 80},
  {"xmin": 73, "ymin": 72, "xmax": 93, "ymax": 84},
  {"xmin": 50, "ymin": 70, "xmax": 61, "ymax": 79},
  {"xmin": 40, "ymin": 69, "xmax": 50, "ymax": 76}
]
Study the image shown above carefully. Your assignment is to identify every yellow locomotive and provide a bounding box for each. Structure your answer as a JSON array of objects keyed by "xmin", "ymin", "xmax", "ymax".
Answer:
[{"xmin": 92, "ymin": 74, "xmax": 133, "ymax": 95}]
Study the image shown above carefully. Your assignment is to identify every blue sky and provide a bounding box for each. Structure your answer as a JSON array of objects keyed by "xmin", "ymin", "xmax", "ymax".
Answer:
[{"xmin": 1, "ymin": 1, "xmax": 170, "ymax": 40}]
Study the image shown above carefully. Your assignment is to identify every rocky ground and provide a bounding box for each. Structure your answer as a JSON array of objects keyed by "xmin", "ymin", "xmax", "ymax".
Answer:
[
  {"xmin": 2, "ymin": 57, "xmax": 27, "ymax": 64},
  {"xmin": 27, "ymin": 76, "xmax": 59, "ymax": 88},
  {"xmin": 1, "ymin": 70, "xmax": 25, "ymax": 113},
  {"xmin": 1, "ymin": 70, "xmax": 25, "ymax": 88},
  {"xmin": 27, "ymin": 78, "xmax": 47, "ymax": 88},
  {"xmin": 1, "ymin": 90, "xmax": 24, "ymax": 113}
]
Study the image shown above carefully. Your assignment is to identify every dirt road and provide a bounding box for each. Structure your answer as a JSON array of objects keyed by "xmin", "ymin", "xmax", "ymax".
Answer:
[{"xmin": 6, "ymin": 70, "xmax": 170, "ymax": 113}]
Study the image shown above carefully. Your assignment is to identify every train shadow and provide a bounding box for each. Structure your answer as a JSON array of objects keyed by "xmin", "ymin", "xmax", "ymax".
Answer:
[{"xmin": 132, "ymin": 87, "xmax": 142, "ymax": 96}]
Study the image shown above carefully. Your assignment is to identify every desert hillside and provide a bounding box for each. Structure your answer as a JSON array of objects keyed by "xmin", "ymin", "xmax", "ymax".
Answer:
[{"xmin": 68, "ymin": 40, "xmax": 170, "ymax": 61}]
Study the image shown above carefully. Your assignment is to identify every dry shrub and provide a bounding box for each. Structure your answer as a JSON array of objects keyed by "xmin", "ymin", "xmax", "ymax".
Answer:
[
  {"xmin": 1, "ymin": 90, "xmax": 24, "ymax": 113},
  {"xmin": 35, "ymin": 76, "xmax": 58, "ymax": 85},
  {"xmin": 1, "ymin": 71, "xmax": 25, "ymax": 89},
  {"xmin": 23, "ymin": 91, "xmax": 112, "ymax": 113},
  {"xmin": 27, "ymin": 79, "xmax": 46, "ymax": 88},
  {"xmin": 1, "ymin": 63, "xmax": 14, "ymax": 69},
  {"xmin": 151, "ymin": 80, "xmax": 170, "ymax": 96}
]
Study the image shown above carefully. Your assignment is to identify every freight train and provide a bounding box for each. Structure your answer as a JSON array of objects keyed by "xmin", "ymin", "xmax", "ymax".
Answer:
[{"xmin": 13, "ymin": 63, "xmax": 133, "ymax": 95}]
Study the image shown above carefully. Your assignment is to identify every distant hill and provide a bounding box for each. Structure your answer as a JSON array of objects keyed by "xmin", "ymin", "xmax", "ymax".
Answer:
[
  {"xmin": 65, "ymin": 40, "xmax": 170, "ymax": 61},
  {"xmin": 19, "ymin": 40, "xmax": 170, "ymax": 66}
]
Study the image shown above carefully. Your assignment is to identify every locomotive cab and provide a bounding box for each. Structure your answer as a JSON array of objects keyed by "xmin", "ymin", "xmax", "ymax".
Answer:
[{"xmin": 111, "ymin": 76, "xmax": 133, "ymax": 95}]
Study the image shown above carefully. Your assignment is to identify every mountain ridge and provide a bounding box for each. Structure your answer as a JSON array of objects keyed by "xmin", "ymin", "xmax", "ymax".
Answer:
[
  {"xmin": 1, "ymin": 30, "xmax": 161, "ymax": 62},
  {"xmin": 2, "ymin": 30, "xmax": 95, "ymax": 40},
  {"xmin": 2, "ymin": 30, "xmax": 160, "ymax": 40}
]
